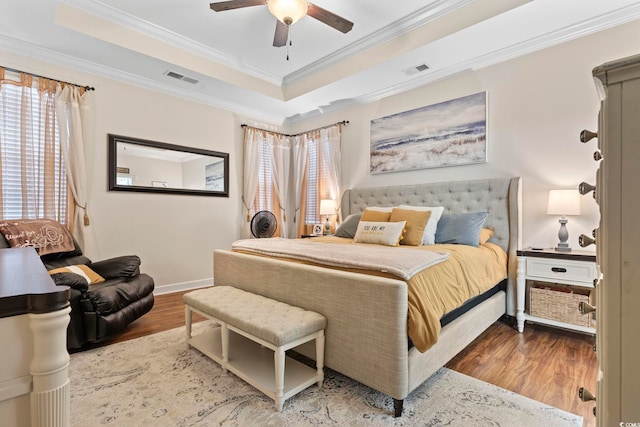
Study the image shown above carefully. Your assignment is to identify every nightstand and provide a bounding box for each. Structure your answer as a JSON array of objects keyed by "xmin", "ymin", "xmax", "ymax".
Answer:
[{"xmin": 516, "ymin": 248, "xmax": 597, "ymax": 334}]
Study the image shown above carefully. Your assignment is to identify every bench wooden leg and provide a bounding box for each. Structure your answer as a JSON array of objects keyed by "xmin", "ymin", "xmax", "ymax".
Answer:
[
  {"xmin": 185, "ymin": 306, "xmax": 192, "ymax": 339},
  {"xmin": 393, "ymin": 398, "xmax": 404, "ymax": 417},
  {"xmin": 274, "ymin": 348, "xmax": 285, "ymax": 411},
  {"xmin": 221, "ymin": 323, "xmax": 229, "ymax": 373},
  {"xmin": 316, "ymin": 331, "xmax": 325, "ymax": 388}
]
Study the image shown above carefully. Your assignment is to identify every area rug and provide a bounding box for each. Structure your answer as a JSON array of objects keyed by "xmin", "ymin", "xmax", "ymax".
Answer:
[{"xmin": 69, "ymin": 322, "xmax": 582, "ymax": 426}]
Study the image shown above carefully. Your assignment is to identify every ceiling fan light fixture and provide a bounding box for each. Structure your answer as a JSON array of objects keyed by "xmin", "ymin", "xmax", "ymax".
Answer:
[{"xmin": 268, "ymin": 0, "xmax": 308, "ymax": 26}]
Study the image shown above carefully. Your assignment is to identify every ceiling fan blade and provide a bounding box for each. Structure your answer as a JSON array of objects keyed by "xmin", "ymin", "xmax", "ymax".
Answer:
[
  {"xmin": 209, "ymin": 0, "xmax": 265, "ymax": 12},
  {"xmin": 307, "ymin": 3, "xmax": 354, "ymax": 34},
  {"xmin": 273, "ymin": 20, "xmax": 289, "ymax": 47}
]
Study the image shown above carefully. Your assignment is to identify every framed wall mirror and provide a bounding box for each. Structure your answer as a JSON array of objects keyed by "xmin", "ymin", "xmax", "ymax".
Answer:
[{"xmin": 108, "ymin": 134, "xmax": 229, "ymax": 197}]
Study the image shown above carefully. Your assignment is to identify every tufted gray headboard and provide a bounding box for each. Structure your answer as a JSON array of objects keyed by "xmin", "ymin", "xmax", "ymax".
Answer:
[{"xmin": 340, "ymin": 177, "xmax": 521, "ymax": 315}]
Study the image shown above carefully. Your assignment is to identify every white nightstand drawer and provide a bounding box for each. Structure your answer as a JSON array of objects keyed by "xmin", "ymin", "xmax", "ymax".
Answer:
[{"xmin": 525, "ymin": 257, "xmax": 596, "ymax": 285}]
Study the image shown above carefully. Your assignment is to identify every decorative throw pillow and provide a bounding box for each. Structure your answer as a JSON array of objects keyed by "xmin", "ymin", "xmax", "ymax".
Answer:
[
  {"xmin": 48, "ymin": 264, "xmax": 105, "ymax": 285},
  {"xmin": 389, "ymin": 208, "xmax": 431, "ymax": 246},
  {"xmin": 334, "ymin": 213, "xmax": 361, "ymax": 238},
  {"xmin": 479, "ymin": 228, "xmax": 495, "ymax": 245},
  {"xmin": 0, "ymin": 219, "xmax": 75, "ymax": 256},
  {"xmin": 353, "ymin": 221, "xmax": 406, "ymax": 246},
  {"xmin": 398, "ymin": 205, "xmax": 445, "ymax": 245},
  {"xmin": 435, "ymin": 212, "xmax": 490, "ymax": 247},
  {"xmin": 361, "ymin": 208, "xmax": 392, "ymax": 222}
]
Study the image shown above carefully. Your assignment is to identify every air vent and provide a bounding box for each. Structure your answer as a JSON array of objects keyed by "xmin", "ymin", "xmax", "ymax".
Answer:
[
  {"xmin": 181, "ymin": 76, "xmax": 198, "ymax": 84},
  {"xmin": 164, "ymin": 70, "xmax": 199, "ymax": 84},
  {"xmin": 402, "ymin": 64, "xmax": 430, "ymax": 76}
]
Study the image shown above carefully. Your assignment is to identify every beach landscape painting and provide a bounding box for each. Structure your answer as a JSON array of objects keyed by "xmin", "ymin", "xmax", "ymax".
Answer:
[{"xmin": 370, "ymin": 92, "xmax": 487, "ymax": 174}]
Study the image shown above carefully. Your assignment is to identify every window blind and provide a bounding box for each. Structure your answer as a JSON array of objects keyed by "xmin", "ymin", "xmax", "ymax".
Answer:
[
  {"xmin": 253, "ymin": 137, "xmax": 274, "ymax": 213},
  {"xmin": 304, "ymin": 136, "xmax": 330, "ymax": 225},
  {"xmin": 0, "ymin": 79, "xmax": 68, "ymax": 222},
  {"xmin": 304, "ymin": 139, "xmax": 319, "ymax": 224}
]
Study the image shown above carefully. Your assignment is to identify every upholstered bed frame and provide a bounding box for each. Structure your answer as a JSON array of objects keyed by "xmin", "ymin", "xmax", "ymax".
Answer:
[{"xmin": 213, "ymin": 177, "xmax": 521, "ymax": 416}]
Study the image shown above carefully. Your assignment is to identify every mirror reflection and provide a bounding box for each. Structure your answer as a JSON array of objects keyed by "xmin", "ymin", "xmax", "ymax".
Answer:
[{"xmin": 108, "ymin": 134, "xmax": 229, "ymax": 197}]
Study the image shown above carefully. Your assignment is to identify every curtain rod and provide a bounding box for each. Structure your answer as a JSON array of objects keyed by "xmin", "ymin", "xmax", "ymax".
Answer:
[
  {"xmin": 241, "ymin": 120, "xmax": 349, "ymax": 137},
  {"xmin": 1, "ymin": 65, "xmax": 95, "ymax": 91}
]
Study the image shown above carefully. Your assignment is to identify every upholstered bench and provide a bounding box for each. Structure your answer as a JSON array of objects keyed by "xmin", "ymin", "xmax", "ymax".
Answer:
[{"xmin": 183, "ymin": 286, "xmax": 326, "ymax": 411}]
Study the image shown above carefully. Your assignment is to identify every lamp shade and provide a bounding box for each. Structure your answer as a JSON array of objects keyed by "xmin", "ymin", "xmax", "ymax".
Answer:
[
  {"xmin": 320, "ymin": 199, "xmax": 336, "ymax": 215},
  {"xmin": 547, "ymin": 189, "xmax": 581, "ymax": 216},
  {"xmin": 268, "ymin": 0, "xmax": 309, "ymax": 25}
]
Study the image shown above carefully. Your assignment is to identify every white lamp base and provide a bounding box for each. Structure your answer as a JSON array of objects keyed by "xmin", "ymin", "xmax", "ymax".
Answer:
[
  {"xmin": 324, "ymin": 216, "xmax": 331, "ymax": 235},
  {"xmin": 555, "ymin": 218, "xmax": 572, "ymax": 252}
]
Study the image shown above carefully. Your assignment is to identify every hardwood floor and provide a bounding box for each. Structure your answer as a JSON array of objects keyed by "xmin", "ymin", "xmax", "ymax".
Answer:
[
  {"xmin": 446, "ymin": 319, "xmax": 597, "ymax": 426},
  {"xmin": 87, "ymin": 290, "xmax": 598, "ymax": 426}
]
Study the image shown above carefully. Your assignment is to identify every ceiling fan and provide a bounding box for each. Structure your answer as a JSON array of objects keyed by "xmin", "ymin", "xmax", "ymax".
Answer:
[{"xmin": 209, "ymin": 0, "xmax": 354, "ymax": 47}]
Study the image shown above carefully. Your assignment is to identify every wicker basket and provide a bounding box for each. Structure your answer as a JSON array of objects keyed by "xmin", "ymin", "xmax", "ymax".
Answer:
[{"xmin": 529, "ymin": 282, "xmax": 592, "ymax": 327}]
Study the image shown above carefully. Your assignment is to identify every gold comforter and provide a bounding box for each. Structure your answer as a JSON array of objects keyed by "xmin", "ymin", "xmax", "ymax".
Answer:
[
  {"xmin": 234, "ymin": 236, "xmax": 507, "ymax": 352},
  {"xmin": 404, "ymin": 242, "xmax": 507, "ymax": 351}
]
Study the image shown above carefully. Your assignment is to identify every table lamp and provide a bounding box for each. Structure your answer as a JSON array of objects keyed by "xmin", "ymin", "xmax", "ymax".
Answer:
[
  {"xmin": 319, "ymin": 199, "xmax": 336, "ymax": 235},
  {"xmin": 547, "ymin": 189, "xmax": 581, "ymax": 252}
]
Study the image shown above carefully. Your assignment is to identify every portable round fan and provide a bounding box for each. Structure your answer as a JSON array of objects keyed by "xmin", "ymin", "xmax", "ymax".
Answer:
[{"xmin": 250, "ymin": 211, "xmax": 277, "ymax": 238}]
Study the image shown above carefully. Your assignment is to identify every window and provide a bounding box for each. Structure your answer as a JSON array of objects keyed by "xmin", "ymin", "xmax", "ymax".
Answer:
[
  {"xmin": 247, "ymin": 124, "xmax": 340, "ymax": 237},
  {"xmin": 0, "ymin": 76, "xmax": 68, "ymax": 224},
  {"xmin": 304, "ymin": 137, "xmax": 331, "ymax": 225}
]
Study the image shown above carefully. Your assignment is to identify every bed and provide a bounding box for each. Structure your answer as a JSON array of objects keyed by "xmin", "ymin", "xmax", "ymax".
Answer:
[{"xmin": 213, "ymin": 177, "xmax": 521, "ymax": 416}]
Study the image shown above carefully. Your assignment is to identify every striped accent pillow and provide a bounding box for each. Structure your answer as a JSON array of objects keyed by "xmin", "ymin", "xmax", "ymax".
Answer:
[{"xmin": 49, "ymin": 264, "xmax": 105, "ymax": 285}]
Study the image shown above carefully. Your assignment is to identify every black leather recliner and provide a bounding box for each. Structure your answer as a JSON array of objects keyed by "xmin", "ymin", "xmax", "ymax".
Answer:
[{"xmin": 0, "ymin": 234, "xmax": 154, "ymax": 349}]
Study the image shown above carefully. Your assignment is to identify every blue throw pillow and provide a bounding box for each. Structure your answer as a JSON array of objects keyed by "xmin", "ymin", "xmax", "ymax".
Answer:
[{"xmin": 435, "ymin": 212, "xmax": 489, "ymax": 247}]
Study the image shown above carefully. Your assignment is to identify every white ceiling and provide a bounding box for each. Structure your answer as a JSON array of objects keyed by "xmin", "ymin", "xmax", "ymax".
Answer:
[{"xmin": 1, "ymin": 0, "xmax": 640, "ymax": 125}]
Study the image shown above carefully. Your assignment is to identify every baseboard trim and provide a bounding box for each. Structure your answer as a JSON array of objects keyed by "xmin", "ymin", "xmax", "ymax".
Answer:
[
  {"xmin": 153, "ymin": 278, "xmax": 212, "ymax": 295},
  {"xmin": 0, "ymin": 375, "xmax": 31, "ymax": 401}
]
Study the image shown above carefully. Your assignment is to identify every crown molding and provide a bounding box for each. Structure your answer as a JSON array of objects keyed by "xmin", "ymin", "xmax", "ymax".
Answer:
[
  {"xmin": 0, "ymin": 34, "xmax": 285, "ymax": 124},
  {"xmin": 59, "ymin": 0, "xmax": 284, "ymax": 86},
  {"xmin": 282, "ymin": 0, "xmax": 472, "ymax": 86},
  {"xmin": 467, "ymin": 1, "xmax": 640, "ymax": 72},
  {"xmin": 61, "ymin": 0, "xmax": 473, "ymax": 89}
]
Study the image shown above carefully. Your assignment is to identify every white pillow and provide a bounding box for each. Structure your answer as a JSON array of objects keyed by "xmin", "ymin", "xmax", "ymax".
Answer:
[
  {"xmin": 398, "ymin": 205, "xmax": 445, "ymax": 245},
  {"xmin": 354, "ymin": 221, "xmax": 406, "ymax": 246}
]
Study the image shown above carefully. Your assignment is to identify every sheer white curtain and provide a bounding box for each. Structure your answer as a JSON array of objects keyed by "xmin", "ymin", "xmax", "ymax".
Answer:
[
  {"xmin": 292, "ymin": 134, "xmax": 308, "ymax": 232},
  {"xmin": 55, "ymin": 85, "xmax": 95, "ymax": 255},
  {"xmin": 320, "ymin": 125, "xmax": 342, "ymax": 220},
  {"xmin": 270, "ymin": 135, "xmax": 292, "ymax": 237},
  {"xmin": 243, "ymin": 123, "xmax": 341, "ymax": 238},
  {"xmin": 242, "ymin": 127, "xmax": 262, "ymax": 238}
]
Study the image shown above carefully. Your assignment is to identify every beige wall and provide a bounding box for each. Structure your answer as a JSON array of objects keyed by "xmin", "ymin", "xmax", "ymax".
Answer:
[
  {"xmin": 89, "ymin": 79, "xmax": 244, "ymax": 290},
  {"xmin": 1, "ymin": 20, "xmax": 638, "ymax": 291}
]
